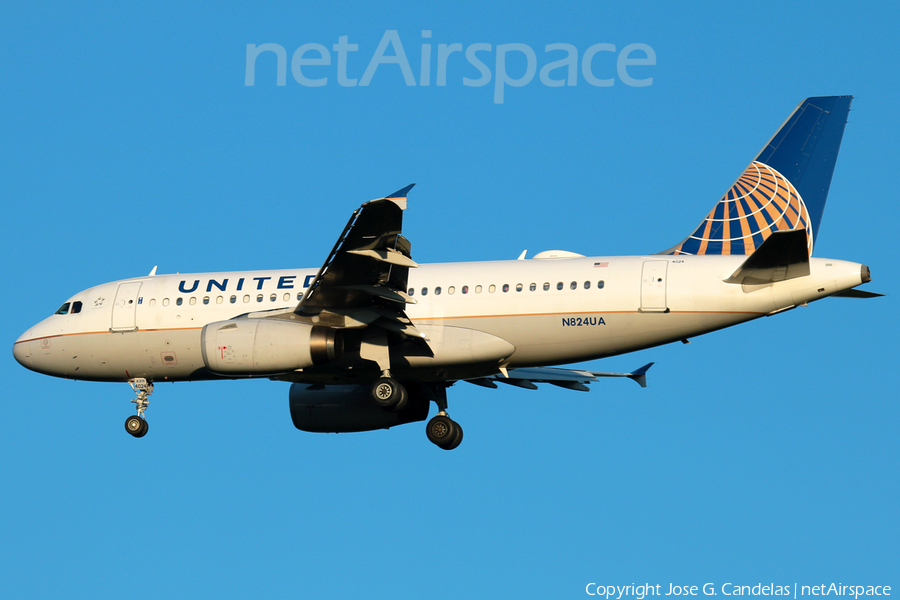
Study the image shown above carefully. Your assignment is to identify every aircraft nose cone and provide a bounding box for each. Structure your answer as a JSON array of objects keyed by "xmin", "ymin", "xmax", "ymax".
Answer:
[{"xmin": 13, "ymin": 336, "xmax": 32, "ymax": 369}]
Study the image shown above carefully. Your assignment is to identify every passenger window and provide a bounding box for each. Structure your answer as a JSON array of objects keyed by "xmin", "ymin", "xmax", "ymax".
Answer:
[
  {"xmin": 448, "ymin": 286, "xmax": 455, "ymax": 295},
  {"xmin": 502, "ymin": 284, "xmax": 509, "ymax": 293},
  {"xmin": 55, "ymin": 302, "xmax": 70, "ymax": 315},
  {"xmin": 408, "ymin": 288, "xmax": 414, "ymax": 296},
  {"xmin": 570, "ymin": 281, "xmax": 577, "ymax": 290},
  {"xmin": 489, "ymin": 284, "xmax": 496, "ymax": 293},
  {"xmin": 162, "ymin": 298, "xmax": 170, "ymax": 307},
  {"xmin": 230, "ymin": 295, "xmax": 237, "ymax": 304},
  {"xmin": 202, "ymin": 296, "xmax": 210, "ymax": 305},
  {"xmin": 217, "ymin": 296, "xmax": 224, "ymax": 304},
  {"xmin": 257, "ymin": 294, "xmax": 263, "ymax": 303},
  {"xmin": 475, "ymin": 285, "xmax": 482, "ymax": 293},
  {"xmin": 176, "ymin": 298, "xmax": 183, "ymax": 306},
  {"xmin": 283, "ymin": 293, "xmax": 290, "ymax": 302},
  {"xmin": 584, "ymin": 281, "xmax": 590, "ymax": 289},
  {"xmin": 421, "ymin": 287, "xmax": 428, "ymax": 296},
  {"xmin": 149, "ymin": 299, "xmax": 156, "ymax": 307},
  {"xmin": 598, "ymin": 280, "xmax": 605, "ymax": 289},
  {"xmin": 435, "ymin": 287, "xmax": 442, "ymax": 295},
  {"xmin": 244, "ymin": 295, "xmax": 250, "ymax": 303},
  {"xmin": 543, "ymin": 282, "xmax": 550, "ymax": 291},
  {"xmin": 529, "ymin": 283, "xmax": 536, "ymax": 292},
  {"xmin": 516, "ymin": 283, "xmax": 523, "ymax": 292},
  {"xmin": 270, "ymin": 293, "xmax": 277, "ymax": 302},
  {"xmin": 557, "ymin": 282, "xmax": 563, "ymax": 290},
  {"xmin": 297, "ymin": 292, "xmax": 303, "ymax": 301},
  {"xmin": 462, "ymin": 286, "xmax": 468, "ymax": 294},
  {"xmin": 71, "ymin": 301, "xmax": 83, "ymax": 314},
  {"xmin": 189, "ymin": 297, "xmax": 197, "ymax": 305}
]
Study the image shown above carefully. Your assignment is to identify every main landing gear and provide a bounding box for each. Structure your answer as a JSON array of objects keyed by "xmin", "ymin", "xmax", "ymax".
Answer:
[
  {"xmin": 368, "ymin": 378, "xmax": 463, "ymax": 450},
  {"xmin": 368, "ymin": 375, "xmax": 463, "ymax": 450},
  {"xmin": 125, "ymin": 378, "xmax": 153, "ymax": 438},
  {"xmin": 426, "ymin": 413, "xmax": 463, "ymax": 451},
  {"xmin": 424, "ymin": 385, "xmax": 462, "ymax": 451},
  {"xmin": 370, "ymin": 373, "xmax": 408, "ymax": 412}
]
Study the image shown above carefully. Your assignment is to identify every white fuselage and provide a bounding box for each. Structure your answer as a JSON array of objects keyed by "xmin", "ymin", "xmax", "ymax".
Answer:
[{"xmin": 13, "ymin": 254, "xmax": 866, "ymax": 383}]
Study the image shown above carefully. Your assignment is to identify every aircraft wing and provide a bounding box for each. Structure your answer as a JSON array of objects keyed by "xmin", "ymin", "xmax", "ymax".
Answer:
[
  {"xmin": 463, "ymin": 363, "xmax": 654, "ymax": 391},
  {"xmin": 250, "ymin": 185, "xmax": 425, "ymax": 338}
]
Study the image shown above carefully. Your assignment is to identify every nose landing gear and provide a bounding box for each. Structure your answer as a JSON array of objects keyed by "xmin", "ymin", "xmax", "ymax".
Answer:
[
  {"xmin": 125, "ymin": 378, "xmax": 153, "ymax": 438},
  {"xmin": 125, "ymin": 414, "xmax": 148, "ymax": 437}
]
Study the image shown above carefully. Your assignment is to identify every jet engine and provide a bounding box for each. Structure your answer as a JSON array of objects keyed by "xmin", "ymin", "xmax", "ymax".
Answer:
[
  {"xmin": 289, "ymin": 383, "xmax": 429, "ymax": 433},
  {"xmin": 201, "ymin": 319, "xmax": 340, "ymax": 375}
]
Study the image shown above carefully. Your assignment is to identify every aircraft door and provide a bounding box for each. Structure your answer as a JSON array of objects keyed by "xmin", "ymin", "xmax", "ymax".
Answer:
[
  {"xmin": 111, "ymin": 282, "xmax": 142, "ymax": 332},
  {"xmin": 640, "ymin": 261, "xmax": 669, "ymax": 313}
]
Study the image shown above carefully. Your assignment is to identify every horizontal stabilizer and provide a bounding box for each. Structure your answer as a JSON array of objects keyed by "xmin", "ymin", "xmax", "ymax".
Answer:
[
  {"xmin": 831, "ymin": 288, "xmax": 885, "ymax": 299},
  {"xmin": 724, "ymin": 229, "xmax": 810, "ymax": 285}
]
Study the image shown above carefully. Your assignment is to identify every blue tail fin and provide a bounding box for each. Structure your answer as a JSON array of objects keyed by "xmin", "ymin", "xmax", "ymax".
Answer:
[{"xmin": 665, "ymin": 96, "xmax": 852, "ymax": 256}]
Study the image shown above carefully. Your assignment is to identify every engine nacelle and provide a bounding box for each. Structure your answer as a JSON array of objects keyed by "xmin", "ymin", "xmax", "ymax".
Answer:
[
  {"xmin": 201, "ymin": 319, "xmax": 340, "ymax": 375},
  {"xmin": 289, "ymin": 384, "xmax": 429, "ymax": 433}
]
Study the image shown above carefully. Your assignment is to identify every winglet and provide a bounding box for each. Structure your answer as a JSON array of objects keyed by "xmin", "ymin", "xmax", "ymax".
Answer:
[
  {"xmin": 628, "ymin": 362, "xmax": 654, "ymax": 388},
  {"xmin": 588, "ymin": 362, "xmax": 654, "ymax": 387},
  {"xmin": 383, "ymin": 184, "xmax": 416, "ymax": 210}
]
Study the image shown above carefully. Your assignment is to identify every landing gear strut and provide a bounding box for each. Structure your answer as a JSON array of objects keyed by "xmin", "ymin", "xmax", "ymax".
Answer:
[
  {"xmin": 361, "ymin": 332, "xmax": 461, "ymax": 448},
  {"xmin": 125, "ymin": 378, "xmax": 152, "ymax": 438},
  {"xmin": 423, "ymin": 384, "xmax": 463, "ymax": 450}
]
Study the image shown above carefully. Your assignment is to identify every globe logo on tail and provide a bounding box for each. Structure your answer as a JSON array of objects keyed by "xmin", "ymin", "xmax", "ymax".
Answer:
[{"xmin": 671, "ymin": 161, "xmax": 813, "ymax": 256}]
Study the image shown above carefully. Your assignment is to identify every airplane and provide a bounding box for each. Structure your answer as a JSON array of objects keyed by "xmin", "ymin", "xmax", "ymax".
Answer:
[{"xmin": 13, "ymin": 95, "xmax": 881, "ymax": 450}]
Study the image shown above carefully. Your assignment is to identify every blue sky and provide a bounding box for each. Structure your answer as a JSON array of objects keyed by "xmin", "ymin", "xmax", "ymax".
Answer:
[{"xmin": 2, "ymin": 2, "xmax": 897, "ymax": 598}]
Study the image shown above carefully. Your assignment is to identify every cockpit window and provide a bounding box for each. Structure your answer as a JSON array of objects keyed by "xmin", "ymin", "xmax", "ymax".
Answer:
[
  {"xmin": 71, "ymin": 301, "xmax": 83, "ymax": 314},
  {"xmin": 55, "ymin": 302, "xmax": 71, "ymax": 315}
]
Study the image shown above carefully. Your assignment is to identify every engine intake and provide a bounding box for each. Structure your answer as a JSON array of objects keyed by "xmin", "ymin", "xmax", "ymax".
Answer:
[{"xmin": 201, "ymin": 319, "xmax": 340, "ymax": 375}]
